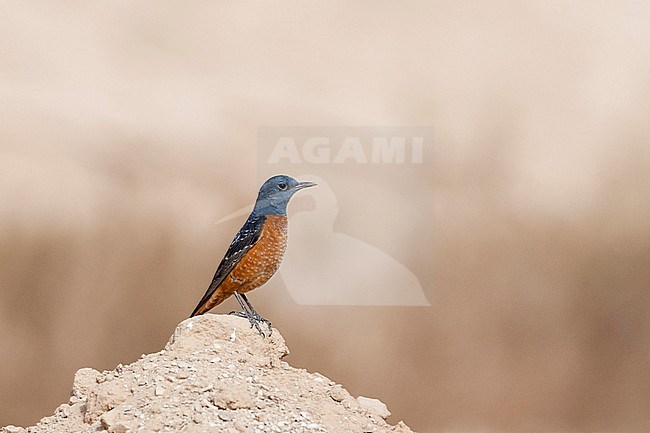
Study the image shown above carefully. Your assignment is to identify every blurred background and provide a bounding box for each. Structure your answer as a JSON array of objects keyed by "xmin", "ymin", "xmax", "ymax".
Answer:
[{"xmin": 1, "ymin": 2, "xmax": 650, "ymax": 432}]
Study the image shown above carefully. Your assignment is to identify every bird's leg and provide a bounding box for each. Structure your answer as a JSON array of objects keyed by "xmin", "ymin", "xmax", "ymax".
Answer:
[
  {"xmin": 230, "ymin": 292, "xmax": 265, "ymax": 337},
  {"xmin": 240, "ymin": 293, "xmax": 272, "ymax": 336}
]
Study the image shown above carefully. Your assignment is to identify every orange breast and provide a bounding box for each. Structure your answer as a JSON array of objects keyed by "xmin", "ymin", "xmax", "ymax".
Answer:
[{"xmin": 226, "ymin": 214, "xmax": 288, "ymax": 293}]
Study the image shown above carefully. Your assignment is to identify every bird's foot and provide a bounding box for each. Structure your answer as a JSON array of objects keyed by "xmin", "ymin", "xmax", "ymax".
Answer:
[
  {"xmin": 229, "ymin": 310, "xmax": 270, "ymax": 337},
  {"xmin": 253, "ymin": 314, "xmax": 273, "ymax": 336}
]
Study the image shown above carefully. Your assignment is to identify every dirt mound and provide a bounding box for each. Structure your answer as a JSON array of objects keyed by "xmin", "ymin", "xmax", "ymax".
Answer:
[{"xmin": 2, "ymin": 315, "xmax": 415, "ymax": 433}]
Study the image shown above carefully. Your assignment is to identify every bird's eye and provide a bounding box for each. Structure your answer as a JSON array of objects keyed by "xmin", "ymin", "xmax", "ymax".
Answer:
[{"xmin": 278, "ymin": 183, "xmax": 288, "ymax": 190}]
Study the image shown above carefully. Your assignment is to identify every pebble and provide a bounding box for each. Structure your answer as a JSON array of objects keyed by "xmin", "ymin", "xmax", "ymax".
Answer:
[
  {"xmin": 233, "ymin": 419, "xmax": 248, "ymax": 432},
  {"xmin": 356, "ymin": 396, "xmax": 391, "ymax": 420},
  {"xmin": 217, "ymin": 410, "xmax": 235, "ymax": 421},
  {"xmin": 312, "ymin": 372, "xmax": 331, "ymax": 383},
  {"xmin": 329, "ymin": 385, "xmax": 348, "ymax": 402}
]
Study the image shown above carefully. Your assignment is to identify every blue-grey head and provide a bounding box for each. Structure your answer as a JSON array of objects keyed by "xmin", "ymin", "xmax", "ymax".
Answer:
[{"xmin": 253, "ymin": 175, "xmax": 317, "ymax": 215}]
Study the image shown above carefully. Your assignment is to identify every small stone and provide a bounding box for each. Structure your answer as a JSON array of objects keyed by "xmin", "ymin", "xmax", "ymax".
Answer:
[
  {"xmin": 72, "ymin": 368, "xmax": 101, "ymax": 399},
  {"xmin": 329, "ymin": 385, "xmax": 348, "ymax": 402},
  {"xmin": 233, "ymin": 419, "xmax": 250, "ymax": 433},
  {"xmin": 84, "ymin": 380, "xmax": 132, "ymax": 423},
  {"xmin": 211, "ymin": 388, "xmax": 253, "ymax": 409},
  {"xmin": 217, "ymin": 410, "xmax": 235, "ymax": 421},
  {"xmin": 342, "ymin": 396, "xmax": 358, "ymax": 409},
  {"xmin": 356, "ymin": 396, "xmax": 391, "ymax": 420},
  {"xmin": 2, "ymin": 426, "xmax": 26, "ymax": 433},
  {"xmin": 100, "ymin": 410, "xmax": 129, "ymax": 433},
  {"xmin": 312, "ymin": 372, "xmax": 332, "ymax": 384},
  {"xmin": 155, "ymin": 385, "xmax": 164, "ymax": 396},
  {"xmin": 393, "ymin": 421, "xmax": 415, "ymax": 433}
]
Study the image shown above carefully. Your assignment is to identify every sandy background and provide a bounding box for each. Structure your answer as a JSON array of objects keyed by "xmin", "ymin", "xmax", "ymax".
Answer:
[{"xmin": 1, "ymin": 2, "xmax": 650, "ymax": 432}]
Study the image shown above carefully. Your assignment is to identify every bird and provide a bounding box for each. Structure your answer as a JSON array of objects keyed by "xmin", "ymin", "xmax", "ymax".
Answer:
[{"xmin": 190, "ymin": 175, "xmax": 316, "ymax": 336}]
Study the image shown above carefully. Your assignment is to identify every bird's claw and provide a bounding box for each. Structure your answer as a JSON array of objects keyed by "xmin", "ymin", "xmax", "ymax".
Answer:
[
  {"xmin": 257, "ymin": 316, "xmax": 273, "ymax": 336},
  {"xmin": 229, "ymin": 310, "xmax": 271, "ymax": 337}
]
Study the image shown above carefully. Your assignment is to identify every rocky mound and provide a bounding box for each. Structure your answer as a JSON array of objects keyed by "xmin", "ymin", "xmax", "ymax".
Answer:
[{"xmin": 2, "ymin": 315, "xmax": 415, "ymax": 433}]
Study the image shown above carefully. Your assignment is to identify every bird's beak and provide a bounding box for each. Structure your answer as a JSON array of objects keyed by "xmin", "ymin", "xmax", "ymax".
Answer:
[{"xmin": 295, "ymin": 181, "xmax": 317, "ymax": 191}]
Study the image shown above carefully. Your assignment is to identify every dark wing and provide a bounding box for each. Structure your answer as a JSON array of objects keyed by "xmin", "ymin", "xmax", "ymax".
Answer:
[{"xmin": 190, "ymin": 213, "xmax": 266, "ymax": 317}]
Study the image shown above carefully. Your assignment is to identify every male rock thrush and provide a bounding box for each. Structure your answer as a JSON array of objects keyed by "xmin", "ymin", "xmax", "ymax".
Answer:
[{"xmin": 190, "ymin": 175, "xmax": 316, "ymax": 336}]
